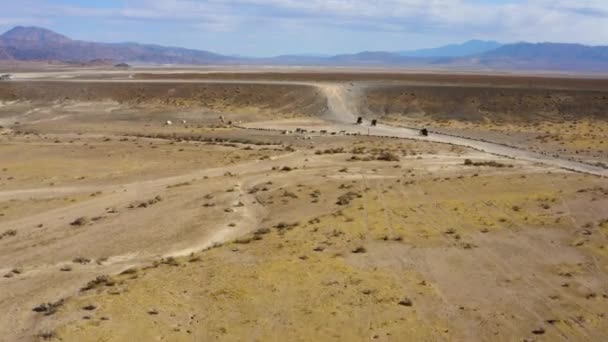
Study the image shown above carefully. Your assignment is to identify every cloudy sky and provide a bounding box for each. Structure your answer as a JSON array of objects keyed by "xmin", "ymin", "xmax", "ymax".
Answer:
[{"xmin": 1, "ymin": 0, "xmax": 607, "ymax": 56}]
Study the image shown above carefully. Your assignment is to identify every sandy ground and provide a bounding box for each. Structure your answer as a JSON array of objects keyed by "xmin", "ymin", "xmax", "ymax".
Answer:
[{"xmin": 0, "ymin": 68, "xmax": 607, "ymax": 342}]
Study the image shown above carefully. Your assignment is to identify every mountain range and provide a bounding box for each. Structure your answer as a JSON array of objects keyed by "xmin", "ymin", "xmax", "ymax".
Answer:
[
  {"xmin": 397, "ymin": 40, "xmax": 502, "ymax": 57},
  {"xmin": 1, "ymin": 26, "xmax": 608, "ymax": 72}
]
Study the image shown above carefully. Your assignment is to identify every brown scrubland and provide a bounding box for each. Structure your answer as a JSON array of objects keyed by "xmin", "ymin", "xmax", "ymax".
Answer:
[{"xmin": 0, "ymin": 69, "xmax": 607, "ymax": 341}]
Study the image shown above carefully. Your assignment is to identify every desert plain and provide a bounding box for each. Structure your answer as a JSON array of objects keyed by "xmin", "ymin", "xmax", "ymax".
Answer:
[{"xmin": 0, "ymin": 67, "xmax": 607, "ymax": 341}]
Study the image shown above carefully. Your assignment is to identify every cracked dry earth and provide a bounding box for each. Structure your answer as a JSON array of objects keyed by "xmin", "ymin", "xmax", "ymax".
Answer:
[{"xmin": 0, "ymin": 71, "xmax": 607, "ymax": 342}]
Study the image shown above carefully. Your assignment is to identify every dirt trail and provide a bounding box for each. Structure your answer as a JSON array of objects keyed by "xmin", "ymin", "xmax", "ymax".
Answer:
[
  {"xmin": 6, "ymin": 75, "xmax": 606, "ymax": 174},
  {"xmin": 0, "ymin": 151, "xmax": 302, "ymax": 341},
  {"xmin": 246, "ymin": 82, "xmax": 608, "ymax": 177},
  {"xmin": 315, "ymin": 83, "xmax": 359, "ymax": 123}
]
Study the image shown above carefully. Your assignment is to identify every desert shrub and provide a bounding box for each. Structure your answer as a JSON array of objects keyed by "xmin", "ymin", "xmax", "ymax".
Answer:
[
  {"xmin": 398, "ymin": 297, "xmax": 413, "ymax": 306},
  {"xmin": 80, "ymin": 275, "xmax": 116, "ymax": 292},
  {"xmin": 274, "ymin": 222, "xmax": 299, "ymax": 231},
  {"xmin": 463, "ymin": 159, "xmax": 513, "ymax": 168},
  {"xmin": 70, "ymin": 217, "xmax": 89, "ymax": 226},
  {"xmin": 33, "ymin": 299, "xmax": 64, "ymax": 316},
  {"xmin": 352, "ymin": 246, "xmax": 367, "ymax": 254},
  {"xmin": 316, "ymin": 147, "xmax": 345, "ymax": 155},
  {"xmin": 376, "ymin": 151, "xmax": 400, "ymax": 162},
  {"xmin": 336, "ymin": 191, "xmax": 361, "ymax": 205},
  {"xmin": 160, "ymin": 257, "xmax": 180, "ymax": 266},
  {"xmin": 0, "ymin": 229, "xmax": 17, "ymax": 239},
  {"xmin": 351, "ymin": 147, "xmax": 366, "ymax": 154},
  {"xmin": 254, "ymin": 228, "xmax": 271, "ymax": 235},
  {"xmin": 283, "ymin": 191, "xmax": 298, "ymax": 199},
  {"xmin": 167, "ymin": 182, "xmax": 191, "ymax": 189},
  {"xmin": 36, "ymin": 330, "xmax": 57, "ymax": 340},
  {"xmin": 72, "ymin": 257, "xmax": 91, "ymax": 264}
]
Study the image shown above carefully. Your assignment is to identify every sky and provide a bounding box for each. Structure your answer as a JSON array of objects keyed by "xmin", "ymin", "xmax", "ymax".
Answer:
[{"xmin": 1, "ymin": 0, "xmax": 607, "ymax": 56}]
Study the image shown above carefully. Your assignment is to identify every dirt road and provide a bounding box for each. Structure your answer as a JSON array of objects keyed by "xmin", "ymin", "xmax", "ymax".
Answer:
[
  {"xmin": 248, "ymin": 81, "xmax": 608, "ymax": 177},
  {"xmin": 9, "ymin": 73, "xmax": 606, "ymax": 176}
]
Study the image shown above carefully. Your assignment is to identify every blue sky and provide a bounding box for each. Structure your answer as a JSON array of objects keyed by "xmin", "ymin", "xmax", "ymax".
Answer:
[{"xmin": 1, "ymin": 0, "xmax": 607, "ymax": 56}]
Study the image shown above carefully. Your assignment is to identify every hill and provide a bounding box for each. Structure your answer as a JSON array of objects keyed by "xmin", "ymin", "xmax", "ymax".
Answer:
[
  {"xmin": 476, "ymin": 42, "xmax": 608, "ymax": 71},
  {"xmin": 0, "ymin": 26, "xmax": 234, "ymax": 64},
  {"xmin": 1, "ymin": 26, "xmax": 608, "ymax": 72},
  {"xmin": 398, "ymin": 40, "xmax": 502, "ymax": 57}
]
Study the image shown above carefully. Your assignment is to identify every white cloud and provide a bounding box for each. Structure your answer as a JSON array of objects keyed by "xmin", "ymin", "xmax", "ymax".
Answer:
[{"xmin": 4, "ymin": 1, "xmax": 608, "ymax": 46}]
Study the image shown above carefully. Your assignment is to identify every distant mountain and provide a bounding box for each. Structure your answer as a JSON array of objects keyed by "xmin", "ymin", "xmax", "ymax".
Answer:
[
  {"xmin": 398, "ymin": 40, "xmax": 502, "ymax": 57},
  {"xmin": 475, "ymin": 42, "xmax": 608, "ymax": 71},
  {"xmin": 1, "ymin": 26, "xmax": 71, "ymax": 45},
  {"xmin": 1, "ymin": 26, "xmax": 608, "ymax": 72},
  {"xmin": 0, "ymin": 26, "xmax": 235, "ymax": 64},
  {"xmin": 330, "ymin": 51, "xmax": 410, "ymax": 64}
]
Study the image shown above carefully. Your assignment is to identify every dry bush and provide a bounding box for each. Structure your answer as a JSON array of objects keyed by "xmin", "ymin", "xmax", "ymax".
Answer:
[
  {"xmin": 70, "ymin": 217, "xmax": 89, "ymax": 226},
  {"xmin": 398, "ymin": 297, "xmax": 413, "ymax": 306},
  {"xmin": 282, "ymin": 191, "xmax": 299, "ymax": 199},
  {"xmin": 36, "ymin": 330, "xmax": 57, "ymax": 341},
  {"xmin": 274, "ymin": 222, "xmax": 299, "ymax": 231},
  {"xmin": 254, "ymin": 228, "xmax": 271, "ymax": 236},
  {"xmin": 72, "ymin": 257, "xmax": 91, "ymax": 265},
  {"xmin": 464, "ymin": 159, "xmax": 513, "ymax": 168},
  {"xmin": 336, "ymin": 191, "xmax": 361, "ymax": 205},
  {"xmin": 129, "ymin": 195, "xmax": 163, "ymax": 209},
  {"xmin": 80, "ymin": 275, "xmax": 116, "ymax": 292},
  {"xmin": 160, "ymin": 257, "xmax": 180, "ymax": 266},
  {"xmin": 0, "ymin": 229, "xmax": 17, "ymax": 240},
  {"xmin": 315, "ymin": 147, "xmax": 345, "ymax": 155},
  {"xmin": 167, "ymin": 182, "xmax": 192, "ymax": 189},
  {"xmin": 32, "ymin": 299, "xmax": 64, "ymax": 316},
  {"xmin": 352, "ymin": 246, "xmax": 367, "ymax": 254},
  {"xmin": 376, "ymin": 151, "xmax": 400, "ymax": 162}
]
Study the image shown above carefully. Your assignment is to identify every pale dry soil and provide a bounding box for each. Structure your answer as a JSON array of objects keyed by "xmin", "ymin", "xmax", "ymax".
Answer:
[
  {"xmin": 0, "ymin": 73, "xmax": 607, "ymax": 342},
  {"xmin": 53, "ymin": 146, "xmax": 608, "ymax": 342}
]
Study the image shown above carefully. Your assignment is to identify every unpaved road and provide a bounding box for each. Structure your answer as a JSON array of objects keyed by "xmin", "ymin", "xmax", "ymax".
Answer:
[
  {"xmin": 8, "ymin": 75, "xmax": 607, "ymax": 176},
  {"xmin": 253, "ymin": 82, "xmax": 608, "ymax": 177}
]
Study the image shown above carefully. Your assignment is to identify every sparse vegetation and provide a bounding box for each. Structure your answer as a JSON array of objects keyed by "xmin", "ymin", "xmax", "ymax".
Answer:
[
  {"xmin": 398, "ymin": 297, "xmax": 413, "ymax": 307},
  {"xmin": 72, "ymin": 257, "xmax": 91, "ymax": 264},
  {"xmin": 36, "ymin": 330, "xmax": 57, "ymax": 341},
  {"xmin": 129, "ymin": 195, "xmax": 163, "ymax": 209},
  {"xmin": 4, "ymin": 74, "xmax": 608, "ymax": 342},
  {"xmin": 167, "ymin": 182, "xmax": 192, "ymax": 189},
  {"xmin": 464, "ymin": 159, "xmax": 513, "ymax": 168},
  {"xmin": 33, "ymin": 299, "xmax": 64, "ymax": 316},
  {"xmin": 376, "ymin": 151, "xmax": 400, "ymax": 162},
  {"xmin": 352, "ymin": 246, "xmax": 367, "ymax": 254},
  {"xmin": 0, "ymin": 229, "xmax": 17, "ymax": 240},
  {"xmin": 70, "ymin": 217, "xmax": 89, "ymax": 226},
  {"xmin": 336, "ymin": 191, "xmax": 361, "ymax": 205},
  {"xmin": 315, "ymin": 147, "xmax": 345, "ymax": 155},
  {"xmin": 274, "ymin": 222, "xmax": 299, "ymax": 231},
  {"xmin": 80, "ymin": 276, "xmax": 116, "ymax": 292}
]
